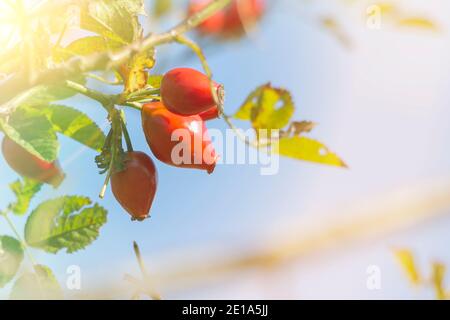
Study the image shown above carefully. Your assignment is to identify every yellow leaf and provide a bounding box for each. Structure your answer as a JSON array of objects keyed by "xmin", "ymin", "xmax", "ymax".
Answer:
[
  {"xmin": 373, "ymin": 3, "xmax": 396, "ymax": 16},
  {"xmin": 272, "ymin": 136, "xmax": 347, "ymax": 168},
  {"xmin": 234, "ymin": 84, "xmax": 295, "ymax": 131},
  {"xmin": 320, "ymin": 16, "xmax": 351, "ymax": 48},
  {"xmin": 393, "ymin": 249, "xmax": 421, "ymax": 285},
  {"xmin": 431, "ymin": 262, "xmax": 447, "ymax": 300},
  {"xmin": 122, "ymin": 48, "xmax": 156, "ymax": 94},
  {"xmin": 397, "ymin": 17, "xmax": 438, "ymax": 31}
]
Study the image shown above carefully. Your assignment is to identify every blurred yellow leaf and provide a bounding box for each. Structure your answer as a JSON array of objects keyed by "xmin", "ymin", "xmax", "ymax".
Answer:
[
  {"xmin": 431, "ymin": 262, "xmax": 447, "ymax": 300},
  {"xmin": 320, "ymin": 16, "xmax": 351, "ymax": 48},
  {"xmin": 397, "ymin": 17, "xmax": 438, "ymax": 31},
  {"xmin": 394, "ymin": 249, "xmax": 421, "ymax": 285},
  {"xmin": 376, "ymin": 3, "xmax": 396, "ymax": 16}
]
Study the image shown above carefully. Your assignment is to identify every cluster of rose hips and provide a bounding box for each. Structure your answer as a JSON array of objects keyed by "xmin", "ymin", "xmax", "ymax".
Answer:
[
  {"xmin": 112, "ymin": 68, "xmax": 222, "ymax": 221},
  {"xmin": 189, "ymin": 0, "xmax": 265, "ymax": 38},
  {"xmin": 1, "ymin": 68, "xmax": 222, "ymax": 222}
]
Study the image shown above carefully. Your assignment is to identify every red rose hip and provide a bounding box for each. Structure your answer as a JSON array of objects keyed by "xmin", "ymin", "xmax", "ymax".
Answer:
[
  {"xmin": 111, "ymin": 151, "xmax": 157, "ymax": 221},
  {"xmin": 161, "ymin": 68, "xmax": 224, "ymax": 116},
  {"xmin": 2, "ymin": 136, "xmax": 65, "ymax": 187},
  {"xmin": 141, "ymin": 102, "xmax": 218, "ymax": 174}
]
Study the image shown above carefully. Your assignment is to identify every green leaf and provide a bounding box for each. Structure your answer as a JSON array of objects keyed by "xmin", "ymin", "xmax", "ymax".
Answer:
[
  {"xmin": 272, "ymin": 136, "xmax": 347, "ymax": 168},
  {"xmin": 0, "ymin": 106, "xmax": 59, "ymax": 162},
  {"xmin": 10, "ymin": 264, "xmax": 62, "ymax": 300},
  {"xmin": 43, "ymin": 105, "xmax": 106, "ymax": 151},
  {"xmin": 79, "ymin": 0, "xmax": 145, "ymax": 44},
  {"xmin": 8, "ymin": 179, "xmax": 43, "ymax": 216},
  {"xmin": 53, "ymin": 36, "xmax": 125, "ymax": 64},
  {"xmin": 234, "ymin": 84, "xmax": 295, "ymax": 131},
  {"xmin": 0, "ymin": 79, "xmax": 84, "ymax": 111},
  {"xmin": 0, "ymin": 236, "xmax": 24, "ymax": 288},
  {"xmin": 53, "ymin": 36, "xmax": 111, "ymax": 63},
  {"xmin": 25, "ymin": 196, "xmax": 108, "ymax": 254}
]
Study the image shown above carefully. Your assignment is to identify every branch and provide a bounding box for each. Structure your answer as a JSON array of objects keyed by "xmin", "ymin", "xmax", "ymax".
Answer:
[
  {"xmin": 64, "ymin": 80, "xmax": 113, "ymax": 111},
  {"xmin": 0, "ymin": 0, "xmax": 232, "ymax": 112}
]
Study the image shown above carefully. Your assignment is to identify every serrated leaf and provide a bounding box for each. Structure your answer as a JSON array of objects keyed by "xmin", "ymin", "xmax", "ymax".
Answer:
[
  {"xmin": 43, "ymin": 105, "xmax": 106, "ymax": 151},
  {"xmin": 271, "ymin": 136, "xmax": 347, "ymax": 168},
  {"xmin": 123, "ymin": 49, "xmax": 156, "ymax": 94},
  {"xmin": 0, "ymin": 107, "xmax": 59, "ymax": 162},
  {"xmin": 25, "ymin": 196, "xmax": 108, "ymax": 254},
  {"xmin": 10, "ymin": 264, "xmax": 62, "ymax": 300},
  {"xmin": 8, "ymin": 179, "xmax": 42, "ymax": 216},
  {"xmin": 0, "ymin": 236, "xmax": 24, "ymax": 288},
  {"xmin": 234, "ymin": 84, "xmax": 295, "ymax": 131},
  {"xmin": 394, "ymin": 249, "xmax": 421, "ymax": 285},
  {"xmin": 79, "ymin": 0, "xmax": 145, "ymax": 44}
]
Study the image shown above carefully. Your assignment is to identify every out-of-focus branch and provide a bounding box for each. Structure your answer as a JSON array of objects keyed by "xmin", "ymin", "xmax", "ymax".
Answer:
[
  {"xmin": 0, "ymin": 0, "xmax": 232, "ymax": 113},
  {"xmin": 86, "ymin": 178, "xmax": 450, "ymax": 299}
]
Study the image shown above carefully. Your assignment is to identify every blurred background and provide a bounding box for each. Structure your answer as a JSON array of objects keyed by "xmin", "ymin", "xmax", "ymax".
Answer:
[{"xmin": 1, "ymin": 0, "xmax": 450, "ymax": 299}]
